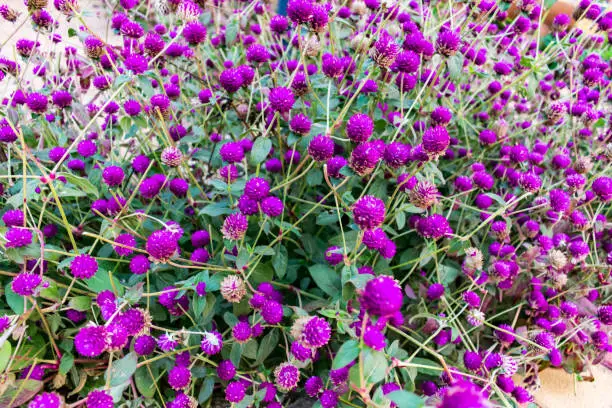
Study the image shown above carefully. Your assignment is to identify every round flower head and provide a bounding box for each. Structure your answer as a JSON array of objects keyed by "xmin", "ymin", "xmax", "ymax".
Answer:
[
  {"xmin": 287, "ymin": 0, "xmax": 314, "ymax": 24},
  {"xmin": 74, "ymin": 325, "xmax": 109, "ymax": 357},
  {"xmin": 5, "ymin": 227, "xmax": 33, "ymax": 248},
  {"xmin": 346, "ymin": 113, "xmax": 373, "ymax": 143},
  {"xmin": 592, "ymin": 176, "xmax": 612, "ymax": 201},
  {"xmin": 26, "ymin": 92, "xmax": 48, "ymax": 113},
  {"xmin": 518, "ymin": 172, "xmax": 542, "ymax": 193},
  {"xmin": 134, "ymin": 335, "xmax": 156, "ymax": 355},
  {"xmin": 383, "ymin": 142, "xmax": 410, "ymax": 168},
  {"xmin": 168, "ymin": 365, "xmax": 191, "ymax": 390},
  {"xmin": 320, "ymin": 390, "xmax": 339, "ymax": 408},
  {"xmin": 217, "ymin": 359, "xmax": 236, "ymax": 381},
  {"xmin": 169, "ymin": 178, "xmax": 189, "ymax": 197},
  {"xmin": 146, "ymin": 230, "xmax": 178, "ymax": 262},
  {"xmin": 438, "ymin": 381, "xmax": 492, "ymax": 408},
  {"xmin": 244, "ymin": 177, "xmax": 270, "ymax": 201},
  {"xmin": 352, "ymin": 195, "xmax": 385, "ymax": 230},
  {"xmin": 301, "ymin": 316, "xmax": 331, "ymax": 348},
  {"xmin": 191, "ymin": 230, "xmax": 210, "ymax": 247},
  {"xmin": 422, "ymin": 126, "xmax": 450, "ymax": 158},
  {"xmin": 232, "ymin": 321, "xmax": 252, "ymax": 343},
  {"xmin": 161, "ymin": 146, "xmax": 182, "ymax": 167},
  {"xmin": 409, "ymin": 180, "xmax": 439, "ymax": 209},
  {"xmin": 549, "ymin": 189, "xmax": 571, "ymax": 212},
  {"xmin": 219, "ymin": 142, "xmax": 245, "ymax": 163},
  {"xmin": 28, "ymin": 392, "xmax": 63, "ymax": 408},
  {"xmin": 274, "ymin": 362, "xmax": 300, "ymax": 392},
  {"xmin": 269, "ymin": 87, "xmax": 295, "ymax": 113},
  {"xmin": 200, "ymin": 330, "xmax": 223, "ymax": 355},
  {"xmin": 308, "ymin": 135, "xmax": 335, "ymax": 162},
  {"xmin": 261, "ymin": 196, "xmax": 284, "ymax": 217},
  {"xmin": 370, "ymin": 32, "xmax": 400, "ymax": 68},
  {"xmin": 305, "ymin": 376, "xmax": 324, "ymax": 397},
  {"xmin": 86, "ymin": 390, "xmax": 113, "ymax": 408},
  {"xmin": 225, "ymin": 381, "xmax": 246, "ymax": 403},
  {"xmin": 113, "ymin": 233, "xmax": 136, "ymax": 256},
  {"xmin": 363, "ymin": 326, "xmax": 386, "ymax": 350},
  {"xmin": 436, "ymin": 30, "xmax": 461, "ymax": 57},
  {"xmin": 11, "ymin": 273, "xmax": 42, "ymax": 296},
  {"xmin": 262, "ymin": 300, "xmax": 284, "ymax": 324},
  {"xmin": 361, "ymin": 275, "xmax": 403, "ymax": 316},
  {"xmin": 290, "ymin": 113, "xmax": 312, "ymax": 135},
  {"xmin": 222, "ymin": 213, "xmax": 249, "ymax": 240},
  {"xmin": 2, "ymin": 209, "xmax": 24, "ymax": 227},
  {"xmin": 70, "ymin": 254, "xmax": 98, "ymax": 279},
  {"xmin": 220, "ymin": 275, "xmax": 247, "ymax": 303},
  {"xmin": 416, "ymin": 214, "xmax": 453, "ymax": 239},
  {"xmin": 183, "ymin": 21, "xmax": 206, "ymax": 44},
  {"xmin": 349, "ymin": 142, "xmax": 382, "ymax": 176}
]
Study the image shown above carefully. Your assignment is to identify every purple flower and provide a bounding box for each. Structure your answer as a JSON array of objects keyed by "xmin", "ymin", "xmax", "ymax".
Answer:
[
  {"xmin": 168, "ymin": 365, "xmax": 191, "ymax": 390},
  {"xmin": 222, "ymin": 213, "xmax": 249, "ymax": 240},
  {"xmin": 86, "ymin": 390, "xmax": 113, "ymax": 408},
  {"xmin": 225, "ymin": 381, "xmax": 246, "ymax": 403},
  {"xmin": 70, "ymin": 254, "xmax": 98, "ymax": 279},
  {"xmin": 5, "ymin": 227, "xmax": 32, "ymax": 248},
  {"xmin": 361, "ymin": 275, "xmax": 403, "ymax": 316},
  {"xmin": 261, "ymin": 196, "xmax": 284, "ymax": 217},
  {"xmin": 113, "ymin": 233, "xmax": 136, "ymax": 256},
  {"xmin": 269, "ymin": 87, "xmax": 295, "ymax": 113},
  {"xmin": 75, "ymin": 325, "xmax": 109, "ymax": 357},
  {"xmin": 592, "ymin": 176, "xmax": 612, "ymax": 201},
  {"xmin": 422, "ymin": 126, "xmax": 450, "ymax": 158},
  {"xmin": 353, "ymin": 195, "xmax": 385, "ymax": 230},
  {"xmin": 274, "ymin": 362, "xmax": 300, "ymax": 391},
  {"xmin": 305, "ymin": 376, "xmax": 324, "ymax": 397},
  {"xmin": 287, "ymin": 0, "xmax": 314, "ymax": 24},
  {"xmin": 200, "ymin": 331, "xmax": 223, "ymax": 355},
  {"xmin": 346, "ymin": 113, "xmax": 373, "ymax": 143},
  {"xmin": 436, "ymin": 30, "xmax": 461, "ymax": 57},
  {"xmin": 134, "ymin": 335, "xmax": 156, "ymax": 355},
  {"xmin": 219, "ymin": 141, "xmax": 245, "ymax": 163},
  {"xmin": 28, "ymin": 392, "xmax": 63, "ymax": 408},
  {"xmin": 146, "ymin": 230, "xmax": 178, "ymax": 262},
  {"xmin": 308, "ymin": 135, "xmax": 335, "ymax": 162},
  {"xmin": 290, "ymin": 113, "xmax": 312, "ymax": 135}
]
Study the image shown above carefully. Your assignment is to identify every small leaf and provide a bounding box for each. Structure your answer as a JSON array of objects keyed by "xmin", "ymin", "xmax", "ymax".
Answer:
[
  {"xmin": 411, "ymin": 357, "xmax": 442, "ymax": 376},
  {"xmin": 272, "ymin": 245, "xmax": 288, "ymax": 279},
  {"xmin": 5, "ymin": 283, "xmax": 30, "ymax": 314},
  {"xmin": 225, "ymin": 15, "xmax": 239, "ymax": 44},
  {"xmin": 198, "ymin": 377, "xmax": 215, "ymax": 403},
  {"xmin": 134, "ymin": 366, "xmax": 156, "ymax": 398},
  {"xmin": 332, "ymin": 340, "xmax": 360, "ymax": 369},
  {"xmin": 68, "ymin": 296, "xmax": 91, "ymax": 312},
  {"xmin": 0, "ymin": 342, "xmax": 12, "ymax": 373},
  {"xmin": 86, "ymin": 269, "xmax": 124, "ymax": 295},
  {"xmin": 230, "ymin": 342, "xmax": 242, "ymax": 366},
  {"xmin": 199, "ymin": 202, "xmax": 233, "ymax": 217},
  {"xmin": 255, "ymin": 328, "xmax": 279, "ymax": 366},
  {"xmin": 250, "ymin": 138, "xmax": 272, "ymax": 164},
  {"xmin": 59, "ymin": 353, "xmax": 74, "ymax": 375},
  {"xmin": 108, "ymin": 352, "xmax": 138, "ymax": 387},
  {"xmin": 61, "ymin": 173, "xmax": 99, "ymax": 197},
  {"xmin": 387, "ymin": 390, "xmax": 424, "ymax": 408},
  {"xmin": 308, "ymin": 264, "xmax": 341, "ymax": 297},
  {"xmin": 362, "ymin": 349, "xmax": 388, "ymax": 384}
]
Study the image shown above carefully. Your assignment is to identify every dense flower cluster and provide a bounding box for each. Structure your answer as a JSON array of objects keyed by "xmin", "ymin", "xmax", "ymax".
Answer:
[{"xmin": 1, "ymin": 0, "xmax": 612, "ymax": 406}]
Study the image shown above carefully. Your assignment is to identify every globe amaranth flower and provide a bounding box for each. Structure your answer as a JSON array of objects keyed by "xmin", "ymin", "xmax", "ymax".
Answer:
[
  {"xmin": 200, "ymin": 330, "xmax": 223, "ymax": 355},
  {"xmin": 290, "ymin": 113, "xmax": 312, "ymax": 135},
  {"xmin": 70, "ymin": 253, "xmax": 98, "ymax": 279},
  {"xmin": 161, "ymin": 146, "xmax": 182, "ymax": 167},
  {"xmin": 436, "ymin": 30, "xmax": 461, "ymax": 57},
  {"xmin": 287, "ymin": 0, "xmax": 313, "ymax": 24},
  {"xmin": 268, "ymin": 87, "xmax": 295, "ymax": 113},
  {"xmin": 219, "ymin": 141, "xmax": 245, "ymax": 163},
  {"xmin": 86, "ymin": 390, "xmax": 113, "ymax": 408},
  {"xmin": 383, "ymin": 142, "xmax": 410, "ymax": 168},
  {"xmin": 518, "ymin": 172, "xmax": 542, "ymax": 193},
  {"xmin": 320, "ymin": 390, "xmax": 339, "ymax": 408},
  {"xmin": 168, "ymin": 365, "xmax": 191, "ymax": 390},
  {"xmin": 437, "ymin": 381, "xmax": 492, "ymax": 408},
  {"xmin": 244, "ymin": 177, "xmax": 270, "ymax": 201},
  {"xmin": 261, "ymin": 196, "xmax": 284, "ymax": 217},
  {"xmin": 549, "ymin": 189, "xmax": 571, "ymax": 212},
  {"xmin": 346, "ymin": 113, "xmax": 373, "ymax": 143},
  {"xmin": 222, "ymin": 213, "xmax": 249, "ymax": 241},
  {"xmin": 363, "ymin": 325, "xmax": 386, "ymax": 350},
  {"xmin": 11, "ymin": 272, "xmax": 42, "ymax": 296},
  {"xmin": 361, "ymin": 275, "xmax": 403, "ymax": 316},
  {"xmin": 5, "ymin": 227, "xmax": 33, "ymax": 248},
  {"xmin": 370, "ymin": 32, "xmax": 400, "ymax": 68},
  {"xmin": 28, "ymin": 392, "xmax": 63, "ymax": 408},
  {"xmin": 308, "ymin": 135, "xmax": 335, "ymax": 162},
  {"xmin": 225, "ymin": 381, "xmax": 246, "ymax": 403},
  {"xmin": 75, "ymin": 325, "xmax": 109, "ymax": 357},
  {"xmin": 217, "ymin": 359, "xmax": 236, "ymax": 381},
  {"xmin": 183, "ymin": 21, "xmax": 206, "ymax": 45},
  {"xmin": 592, "ymin": 176, "xmax": 612, "ymax": 201},
  {"xmin": 416, "ymin": 214, "xmax": 453, "ymax": 239},
  {"xmin": 102, "ymin": 165, "xmax": 125, "ymax": 186},
  {"xmin": 422, "ymin": 126, "xmax": 450, "ymax": 158},
  {"xmin": 262, "ymin": 300, "xmax": 284, "ymax": 324},
  {"xmin": 352, "ymin": 195, "xmax": 385, "ymax": 230},
  {"xmin": 113, "ymin": 233, "xmax": 136, "ymax": 256},
  {"xmin": 232, "ymin": 321, "xmax": 252, "ymax": 343},
  {"xmin": 134, "ymin": 334, "xmax": 156, "ymax": 355},
  {"xmin": 274, "ymin": 362, "xmax": 300, "ymax": 392},
  {"xmin": 2, "ymin": 209, "xmax": 24, "ymax": 227},
  {"xmin": 220, "ymin": 275, "xmax": 246, "ymax": 303},
  {"xmin": 146, "ymin": 230, "xmax": 178, "ymax": 262},
  {"xmin": 408, "ymin": 180, "xmax": 439, "ymax": 209},
  {"xmin": 301, "ymin": 316, "xmax": 331, "ymax": 348},
  {"xmin": 305, "ymin": 376, "xmax": 324, "ymax": 397}
]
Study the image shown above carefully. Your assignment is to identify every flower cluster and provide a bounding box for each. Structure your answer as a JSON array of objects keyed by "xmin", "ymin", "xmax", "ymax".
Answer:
[{"xmin": 1, "ymin": 0, "xmax": 612, "ymax": 406}]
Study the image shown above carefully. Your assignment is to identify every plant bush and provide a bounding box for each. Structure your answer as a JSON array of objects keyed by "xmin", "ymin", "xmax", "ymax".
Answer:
[{"xmin": 0, "ymin": 0, "xmax": 611, "ymax": 407}]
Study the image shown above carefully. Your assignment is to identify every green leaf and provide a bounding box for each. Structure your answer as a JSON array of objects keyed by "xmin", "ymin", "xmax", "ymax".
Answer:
[
  {"xmin": 255, "ymin": 328, "xmax": 279, "ymax": 366},
  {"xmin": 439, "ymin": 264, "xmax": 459, "ymax": 286},
  {"xmin": 226, "ymin": 15, "xmax": 239, "ymax": 44},
  {"xmin": 62, "ymin": 173, "xmax": 99, "ymax": 197},
  {"xmin": 448, "ymin": 54, "xmax": 464, "ymax": 81},
  {"xmin": 135, "ymin": 366, "xmax": 156, "ymax": 398},
  {"xmin": 108, "ymin": 352, "xmax": 138, "ymax": 387},
  {"xmin": 308, "ymin": 264, "xmax": 341, "ymax": 297},
  {"xmin": 86, "ymin": 269, "xmax": 124, "ymax": 295},
  {"xmin": 198, "ymin": 377, "xmax": 215, "ymax": 403},
  {"xmin": 254, "ymin": 246, "xmax": 275, "ymax": 256},
  {"xmin": 0, "ymin": 342, "xmax": 12, "ymax": 373},
  {"xmin": 250, "ymin": 138, "xmax": 272, "ymax": 164},
  {"xmin": 362, "ymin": 349, "xmax": 388, "ymax": 384},
  {"xmin": 230, "ymin": 342, "xmax": 242, "ymax": 366},
  {"xmin": 332, "ymin": 340, "xmax": 360, "ymax": 369},
  {"xmin": 199, "ymin": 202, "xmax": 233, "ymax": 217},
  {"xmin": 250, "ymin": 262, "xmax": 274, "ymax": 286},
  {"xmin": 59, "ymin": 353, "xmax": 74, "ymax": 375},
  {"xmin": 68, "ymin": 296, "xmax": 91, "ymax": 312},
  {"xmin": 411, "ymin": 357, "xmax": 442, "ymax": 376},
  {"xmin": 272, "ymin": 245, "xmax": 288, "ymax": 279},
  {"xmin": 0, "ymin": 379, "xmax": 43, "ymax": 407},
  {"xmin": 386, "ymin": 390, "xmax": 424, "ymax": 408}
]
